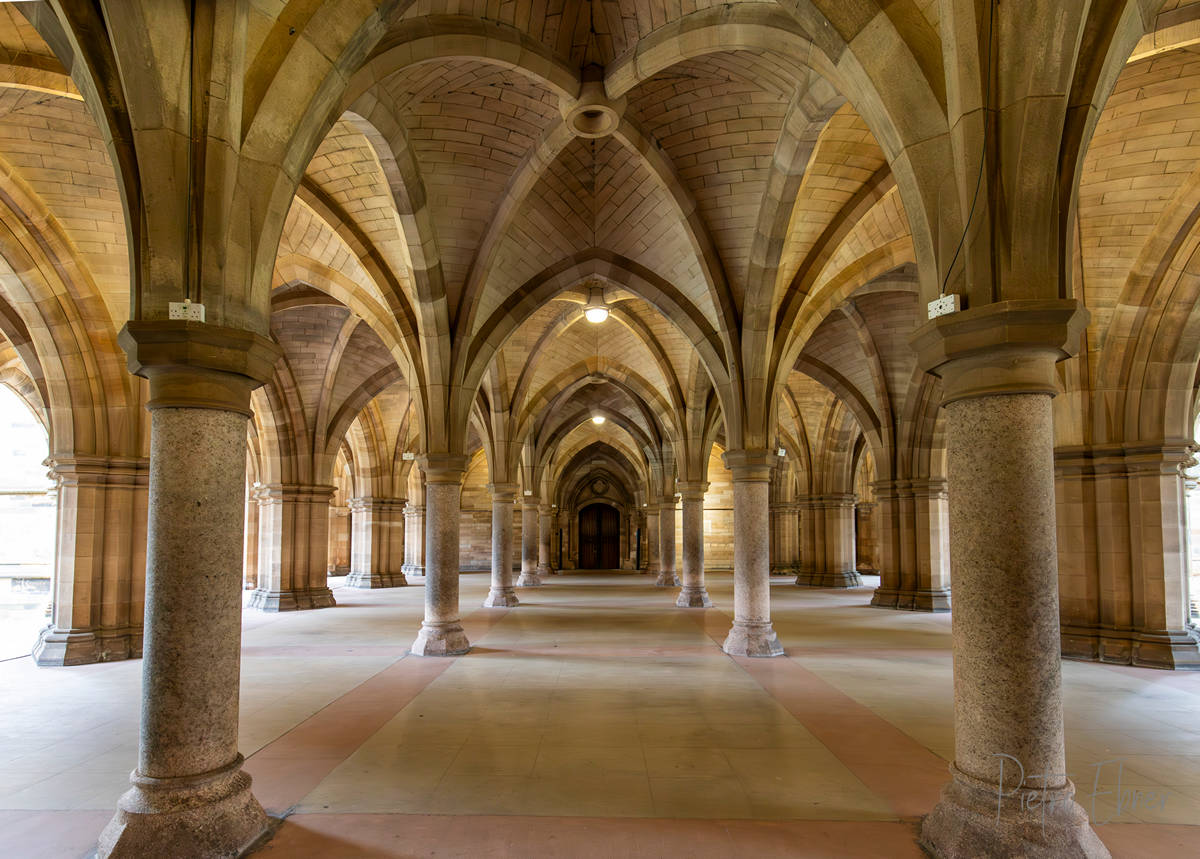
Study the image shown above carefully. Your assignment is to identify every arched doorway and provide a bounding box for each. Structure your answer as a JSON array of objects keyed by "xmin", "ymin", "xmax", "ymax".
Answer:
[{"xmin": 578, "ymin": 503, "xmax": 620, "ymax": 569}]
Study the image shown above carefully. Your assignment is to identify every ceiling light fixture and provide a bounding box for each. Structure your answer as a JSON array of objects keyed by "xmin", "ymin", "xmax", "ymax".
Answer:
[
  {"xmin": 592, "ymin": 414, "xmax": 606, "ymax": 425},
  {"xmin": 583, "ymin": 284, "xmax": 608, "ymax": 324}
]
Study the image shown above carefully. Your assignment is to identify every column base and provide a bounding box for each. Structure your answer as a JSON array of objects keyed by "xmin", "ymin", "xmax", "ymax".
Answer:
[
  {"xmin": 344, "ymin": 571, "xmax": 407, "ymax": 589},
  {"xmin": 721, "ymin": 621, "xmax": 784, "ymax": 657},
  {"xmin": 655, "ymin": 571, "xmax": 681, "ymax": 587},
  {"xmin": 98, "ymin": 755, "xmax": 268, "ymax": 859},
  {"xmin": 795, "ymin": 570, "xmax": 863, "ymax": 588},
  {"xmin": 246, "ymin": 587, "xmax": 336, "ymax": 612},
  {"xmin": 1061, "ymin": 624, "xmax": 1200, "ymax": 670},
  {"xmin": 920, "ymin": 766, "xmax": 1109, "ymax": 859},
  {"xmin": 537, "ymin": 564, "xmax": 556, "ymax": 576},
  {"xmin": 401, "ymin": 564, "xmax": 424, "ymax": 581},
  {"xmin": 410, "ymin": 621, "xmax": 471, "ymax": 656},
  {"xmin": 483, "ymin": 587, "xmax": 520, "ymax": 608},
  {"xmin": 871, "ymin": 587, "xmax": 952, "ymax": 612},
  {"xmin": 517, "ymin": 572, "xmax": 542, "ymax": 587},
  {"xmin": 675, "ymin": 586, "xmax": 713, "ymax": 608},
  {"xmin": 33, "ymin": 627, "xmax": 143, "ymax": 666}
]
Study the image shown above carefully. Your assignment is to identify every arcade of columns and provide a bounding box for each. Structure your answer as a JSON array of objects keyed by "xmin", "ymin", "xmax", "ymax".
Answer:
[{"xmin": 2, "ymin": 2, "xmax": 1199, "ymax": 857}]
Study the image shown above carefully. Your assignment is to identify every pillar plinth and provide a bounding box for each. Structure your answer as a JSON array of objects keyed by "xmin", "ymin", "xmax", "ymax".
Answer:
[
  {"xmin": 912, "ymin": 301, "xmax": 1106, "ymax": 858},
  {"xmin": 721, "ymin": 450, "xmax": 783, "ymax": 657},
  {"xmin": 676, "ymin": 483, "xmax": 712, "ymax": 607},
  {"xmin": 346, "ymin": 497, "xmax": 406, "ymax": 588},
  {"xmin": 655, "ymin": 497, "xmax": 680, "ymax": 586},
  {"xmin": 517, "ymin": 500, "xmax": 541, "ymax": 586},
  {"xmin": 248, "ymin": 484, "xmax": 337, "ymax": 610},
  {"xmin": 484, "ymin": 484, "xmax": 519, "ymax": 607},
  {"xmin": 102, "ymin": 321, "xmax": 278, "ymax": 858},
  {"xmin": 410, "ymin": 456, "xmax": 470, "ymax": 656}
]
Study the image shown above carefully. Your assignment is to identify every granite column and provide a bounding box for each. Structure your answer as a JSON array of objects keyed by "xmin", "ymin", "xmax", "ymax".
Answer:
[
  {"xmin": 410, "ymin": 455, "xmax": 470, "ymax": 656},
  {"xmin": 99, "ymin": 322, "xmax": 279, "ymax": 857},
  {"xmin": 676, "ymin": 483, "xmax": 713, "ymax": 607},
  {"xmin": 484, "ymin": 484, "xmax": 519, "ymax": 606},
  {"xmin": 914, "ymin": 302, "xmax": 1105, "ymax": 858},
  {"xmin": 721, "ymin": 450, "xmax": 783, "ymax": 656}
]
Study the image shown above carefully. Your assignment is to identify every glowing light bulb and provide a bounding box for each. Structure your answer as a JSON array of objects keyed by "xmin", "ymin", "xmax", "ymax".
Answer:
[
  {"xmin": 584, "ymin": 306, "xmax": 609, "ymax": 324},
  {"xmin": 591, "ymin": 414, "xmax": 606, "ymax": 425}
]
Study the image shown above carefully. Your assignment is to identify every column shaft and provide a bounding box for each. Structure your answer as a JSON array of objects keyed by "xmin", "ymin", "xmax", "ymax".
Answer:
[
  {"xmin": 645, "ymin": 507, "xmax": 660, "ymax": 575},
  {"xmin": 537, "ymin": 504, "xmax": 555, "ymax": 575},
  {"xmin": 655, "ymin": 498, "xmax": 680, "ymax": 586},
  {"xmin": 677, "ymin": 485, "xmax": 713, "ymax": 607},
  {"xmin": 721, "ymin": 451, "xmax": 783, "ymax": 657},
  {"xmin": 518, "ymin": 500, "xmax": 541, "ymax": 586},
  {"xmin": 410, "ymin": 457, "xmax": 469, "ymax": 656},
  {"xmin": 484, "ymin": 485, "xmax": 519, "ymax": 606},
  {"xmin": 99, "ymin": 407, "xmax": 267, "ymax": 855}
]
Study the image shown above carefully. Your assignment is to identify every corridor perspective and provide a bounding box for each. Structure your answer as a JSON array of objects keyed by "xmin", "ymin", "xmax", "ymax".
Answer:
[
  {"xmin": 3, "ymin": 1, "xmax": 1200, "ymax": 857},
  {"xmin": 3, "ymin": 573, "xmax": 1198, "ymax": 858}
]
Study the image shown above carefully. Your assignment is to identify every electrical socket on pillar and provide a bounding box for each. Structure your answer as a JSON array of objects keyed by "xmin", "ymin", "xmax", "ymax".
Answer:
[
  {"xmin": 926, "ymin": 293, "xmax": 963, "ymax": 320},
  {"xmin": 168, "ymin": 299, "xmax": 206, "ymax": 322}
]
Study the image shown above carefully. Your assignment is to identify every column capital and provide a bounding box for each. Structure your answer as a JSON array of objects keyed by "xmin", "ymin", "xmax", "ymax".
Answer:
[
  {"xmin": 49, "ymin": 455, "xmax": 148, "ymax": 487},
  {"xmin": 487, "ymin": 482, "xmax": 519, "ymax": 501},
  {"xmin": 255, "ymin": 483, "xmax": 335, "ymax": 503},
  {"xmin": 677, "ymin": 481, "xmax": 709, "ymax": 501},
  {"xmin": 419, "ymin": 453, "xmax": 468, "ymax": 483},
  {"xmin": 722, "ymin": 448, "xmax": 778, "ymax": 481},
  {"xmin": 119, "ymin": 320, "xmax": 282, "ymax": 415},
  {"xmin": 349, "ymin": 496, "xmax": 406, "ymax": 513},
  {"xmin": 538, "ymin": 503, "xmax": 554, "ymax": 515},
  {"xmin": 910, "ymin": 299, "xmax": 1088, "ymax": 405}
]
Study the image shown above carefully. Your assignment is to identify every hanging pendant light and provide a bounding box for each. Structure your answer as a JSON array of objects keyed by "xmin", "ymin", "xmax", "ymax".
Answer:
[
  {"xmin": 584, "ymin": 283, "xmax": 608, "ymax": 323},
  {"xmin": 591, "ymin": 413, "xmax": 606, "ymax": 425}
]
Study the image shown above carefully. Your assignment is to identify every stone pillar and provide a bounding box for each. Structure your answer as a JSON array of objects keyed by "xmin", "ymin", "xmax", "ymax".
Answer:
[
  {"xmin": 676, "ymin": 482, "xmax": 713, "ymax": 607},
  {"xmin": 484, "ymin": 484, "xmax": 519, "ymax": 606},
  {"xmin": 871, "ymin": 480, "xmax": 952, "ymax": 611},
  {"xmin": 855, "ymin": 501, "xmax": 878, "ymax": 573},
  {"xmin": 771, "ymin": 502, "xmax": 799, "ymax": 574},
  {"xmin": 914, "ymin": 302, "xmax": 1106, "ymax": 858},
  {"xmin": 244, "ymin": 485, "xmax": 260, "ymax": 590},
  {"xmin": 1055, "ymin": 443, "xmax": 1200, "ymax": 668},
  {"xmin": 518, "ymin": 499, "xmax": 541, "ymax": 586},
  {"xmin": 346, "ymin": 497, "xmax": 406, "ymax": 588},
  {"xmin": 327, "ymin": 503, "xmax": 351, "ymax": 574},
  {"xmin": 33, "ymin": 456, "xmax": 149, "ymax": 666},
  {"xmin": 795, "ymin": 495, "xmax": 861, "ymax": 588},
  {"xmin": 249, "ymin": 484, "xmax": 337, "ymax": 611},
  {"xmin": 537, "ymin": 503, "xmax": 555, "ymax": 576},
  {"xmin": 645, "ymin": 505, "xmax": 660, "ymax": 576},
  {"xmin": 655, "ymin": 498, "xmax": 680, "ymax": 586},
  {"xmin": 401, "ymin": 502, "xmax": 425, "ymax": 580},
  {"xmin": 99, "ymin": 322, "xmax": 279, "ymax": 857},
  {"xmin": 797, "ymin": 498, "xmax": 816, "ymax": 579},
  {"xmin": 410, "ymin": 455, "xmax": 469, "ymax": 656},
  {"xmin": 721, "ymin": 450, "xmax": 783, "ymax": 657}
]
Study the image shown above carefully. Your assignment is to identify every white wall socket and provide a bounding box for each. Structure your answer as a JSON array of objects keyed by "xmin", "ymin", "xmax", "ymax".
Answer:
[
  {"xmin": 927, "ymin": 293, "xmax": 962, "ymax": 320},
  {"xmin": 168, "ymin": 300, "xmax": 206, "ymax": 322}
]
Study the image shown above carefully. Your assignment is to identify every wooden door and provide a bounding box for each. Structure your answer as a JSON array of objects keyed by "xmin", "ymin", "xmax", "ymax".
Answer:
[{"xmin": 579, "ymin": 503, "xmax": 621, "ymax": 569}]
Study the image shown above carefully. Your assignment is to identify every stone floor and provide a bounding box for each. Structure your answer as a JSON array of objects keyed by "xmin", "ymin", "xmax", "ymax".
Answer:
[{"xmin": 0, "ymin": 571, "xmax": 1197, "ymax": 858}]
